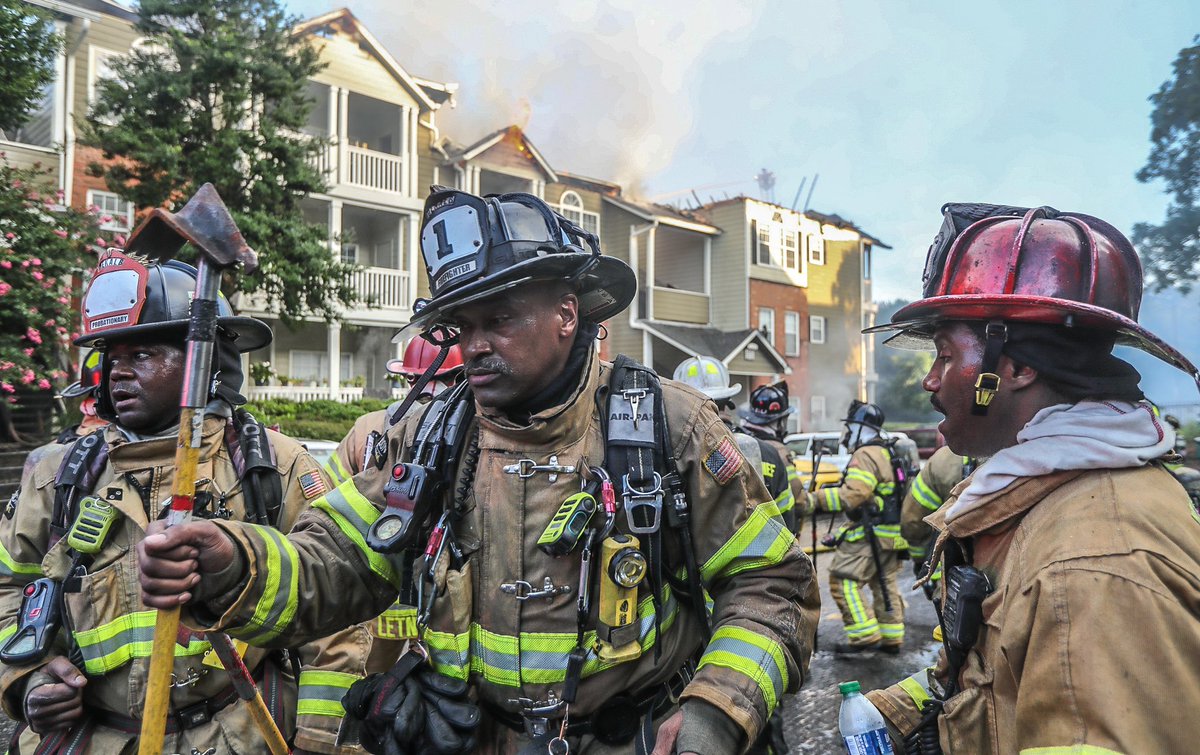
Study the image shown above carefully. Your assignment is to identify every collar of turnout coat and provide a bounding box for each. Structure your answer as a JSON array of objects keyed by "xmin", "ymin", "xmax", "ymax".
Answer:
[{"xmin": 926, "ymin": 468, "xmax": 1088, "ymax": 540}]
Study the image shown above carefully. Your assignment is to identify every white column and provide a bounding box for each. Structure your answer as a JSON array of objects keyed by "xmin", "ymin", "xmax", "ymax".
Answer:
[
  {"xmin": 704, "ymin": 237, "xmax": 712, "ymax": 323},
  {"xmin": 330, "ymin": 200, "xmax": 343, "ymax": 262},
  {"xmin": 646, "ymin": 226, "xmax": 657, "ymax": 321},
  {"xmin": 399, "ymin": 106, "xmax": 409, "ymax": 197},
  {"xmin": 337, "ymin": 87, "xmax": 349, "ymax": 185},
  {"xmin": 327, "ymin": 321, "xmax": 341, "ymax": 400},
  {"xmin": 408, "ymin": 107, "xmax": 419, "ymax": 196}
]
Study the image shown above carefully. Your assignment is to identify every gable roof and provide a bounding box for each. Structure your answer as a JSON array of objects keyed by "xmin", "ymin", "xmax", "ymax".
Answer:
[
  {"xmin": 293, "ymin": 8, "xmax": 447, "ymax": 112},
  {"xmin": 605, "ymin": 195, "xmax": 721, "ymax": 236},
  {"xmin": 640, "ymin": 322, "xmax": 791, "ymax": 374},
  {"xmin": 446, "ymin": 125, "xmax": 557, "ymax": 181}
]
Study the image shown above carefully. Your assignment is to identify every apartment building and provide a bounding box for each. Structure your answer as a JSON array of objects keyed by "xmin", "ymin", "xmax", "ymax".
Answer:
[{"xmin": 699, "ymin": 198, "xmax": 888, "ymax": 432}]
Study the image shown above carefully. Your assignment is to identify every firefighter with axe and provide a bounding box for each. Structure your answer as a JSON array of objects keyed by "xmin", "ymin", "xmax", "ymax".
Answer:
[{"xmin": 0, "ymin": 185, "xmax": 367, "ymax": 754}]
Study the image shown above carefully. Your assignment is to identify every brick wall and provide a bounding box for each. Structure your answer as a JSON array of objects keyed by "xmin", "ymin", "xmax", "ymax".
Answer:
[{"xmin": 747, "ymin": 278, "xmax": 808, "ymax": 407}]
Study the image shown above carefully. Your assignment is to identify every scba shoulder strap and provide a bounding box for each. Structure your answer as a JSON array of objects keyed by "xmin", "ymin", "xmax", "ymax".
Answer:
[{"xmin": 604, "ymin": 355, "xmax": 710, "ymax": 640}]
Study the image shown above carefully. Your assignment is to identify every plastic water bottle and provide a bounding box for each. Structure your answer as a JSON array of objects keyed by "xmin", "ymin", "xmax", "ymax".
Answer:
[{"xmin": 839, "ymin": 680, "xmax": 895, "ymax": 755}]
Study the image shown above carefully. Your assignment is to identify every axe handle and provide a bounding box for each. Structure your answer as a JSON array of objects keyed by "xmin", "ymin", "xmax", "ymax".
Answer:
[{"xmin": 207, "ymin": 634, "xmax": 290, "ymax": 755}]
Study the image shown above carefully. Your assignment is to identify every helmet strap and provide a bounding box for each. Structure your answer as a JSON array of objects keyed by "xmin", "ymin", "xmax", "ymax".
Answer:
[{"xmin": 973, "ymin": 321, "xmax": 1008, "ymax": 416}]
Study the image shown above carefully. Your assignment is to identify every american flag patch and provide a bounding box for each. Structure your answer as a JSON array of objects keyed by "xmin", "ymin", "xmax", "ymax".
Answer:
[
  {"xmin": 299, "ymin": 471, "xmax": 328, "ymax": 499},
  {"xmin": 704, "ymin": 437, "xmax": 743, "ymax": 485}
]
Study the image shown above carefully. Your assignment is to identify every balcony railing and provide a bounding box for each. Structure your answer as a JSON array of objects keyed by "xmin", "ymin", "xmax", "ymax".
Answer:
[
  {"xmin": 345, "ymin": 144, "xmax": 404, "ymax": 194},
  {"xmin": 246, "ymin": 385, "xmax": 406, "ymax": 402},
  {"xmin": 349, "ymin": 266, "xmax": 410, "ymax": 310}
]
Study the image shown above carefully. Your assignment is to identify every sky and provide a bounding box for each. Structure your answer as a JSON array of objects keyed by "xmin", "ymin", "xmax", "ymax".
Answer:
[{"xmin": 285, "ymin": 0, "xmax": 1200, "ymax": 401}]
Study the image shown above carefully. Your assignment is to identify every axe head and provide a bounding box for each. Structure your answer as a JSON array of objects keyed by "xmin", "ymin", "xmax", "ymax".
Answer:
[{"xmin": 126, "ymin": 183, "xmax": 259, "ymax": 273}]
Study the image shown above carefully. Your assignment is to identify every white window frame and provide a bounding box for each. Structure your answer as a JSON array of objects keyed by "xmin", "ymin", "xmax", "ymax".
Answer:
[
  {"xmin": 810, "ymin": 395, "xmax": 827, "ymax": 427},
  {"xmin": 810, "ymin": 314, "xmax": 826, "ymax": 345},
  {"xmin": 788, "ymin": 397, "xmax": 802, "ymax": 433},
  {"xmin": 758, "ymin": 307, "xmax": 775, "ymax": 345},
  {"xmin": 783, "ymin": 230, "xmax": 799, "ymax": 271},
  {"xmin": 558, "ymin": 190, "xmax": 599, "ymax": 238},
  {"xmin": 88, "ymin": 45, "xmax": 124, "ymax": 105},
  {"xmin": 784, "ymin": 311, "xmax": 800, "ymax": 356},
  {"xmin": 755, "ymin": 223, "xmax": 775, "ymax": 267},
  {"xmin": 862, "ymin": 243, "xmax": 872, "ymax": 280},
  {"xmin": 86, "ymin": 190, "xmax": 134, "ymax": 232},
  {"xmin": 808, "ymin": 234, "xmax": 825, "ymax": 265}
]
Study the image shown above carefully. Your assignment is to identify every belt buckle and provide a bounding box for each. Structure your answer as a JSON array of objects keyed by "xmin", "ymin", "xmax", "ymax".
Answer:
[{"xmin": 175, "ymin": 699, "xmax": 214, "ymax": 730}]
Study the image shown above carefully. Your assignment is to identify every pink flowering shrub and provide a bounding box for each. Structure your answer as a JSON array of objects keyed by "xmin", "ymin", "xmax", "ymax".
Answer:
[{"xmin": 0, "ymin": 158, "xmax": 108, "ymax": 396}]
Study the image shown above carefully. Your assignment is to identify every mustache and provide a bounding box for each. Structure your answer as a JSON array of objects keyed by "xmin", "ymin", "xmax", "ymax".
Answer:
[
  {"xmin": 466, "ymin": 356, "xmax": 513, "ymax": 376},
  {"xmin": 929, "ymin": 395, "xmax": 945, "ymax": 414}
]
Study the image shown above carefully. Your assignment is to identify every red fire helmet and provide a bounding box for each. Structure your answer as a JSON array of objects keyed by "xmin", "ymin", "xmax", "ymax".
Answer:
[
  {"xmin": 868, "ymin": 204, "xmax": 1198, "ymax": 381},
  {"xmin": 386, "ymin": 337, "xmax": 464, "ymax": 378}
]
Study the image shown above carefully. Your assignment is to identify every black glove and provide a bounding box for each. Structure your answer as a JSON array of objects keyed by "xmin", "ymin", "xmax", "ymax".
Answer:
[
  {"xmin": 342, "ymin": 659, "xmax": 479, "ymax": 755},
  {"xmin": 342, "ymin": 662, "xmax": 415, "ymax": 755},
  {"xmin": 410, "ymin": 668, "xmax": 479, "ymax": 755},
  {"xmin": 912, "ymin": 558, "xmax": 927, "ymax": 579},
  {"xmin": 820, "ymin": 533, "xmax": 838, "ymax": 548},
  {"xmin": 844, "ymin": 504, "xmax": 865, "ymax": 522}
]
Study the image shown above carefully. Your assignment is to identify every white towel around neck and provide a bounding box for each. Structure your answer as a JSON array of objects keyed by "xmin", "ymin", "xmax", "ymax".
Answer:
[{"xmin": 943, "ymin": 400, "xmax": 1174, "ymax": 522}]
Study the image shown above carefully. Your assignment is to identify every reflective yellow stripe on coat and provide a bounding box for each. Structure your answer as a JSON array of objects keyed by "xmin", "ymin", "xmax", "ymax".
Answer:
[
  {"xmin": 298, "ymin": 670, "xmax": 358, "ymax": 717},
  {"xmin": 73, "ymin": 610, "xmax": 211, "ymax": 675}
]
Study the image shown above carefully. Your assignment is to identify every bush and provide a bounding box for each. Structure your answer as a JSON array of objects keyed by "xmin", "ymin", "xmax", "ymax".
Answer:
[{"xmin": 244, "ymin": 397, "xmax": 392, "ymax": 440}]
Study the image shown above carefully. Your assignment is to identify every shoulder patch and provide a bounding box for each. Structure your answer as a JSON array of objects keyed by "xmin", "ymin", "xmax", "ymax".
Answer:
[
  {"xmin": 704, "ymin": 436, "xmax": 743, "ymax": 485},
  {"xmin": 4, "ymin": 489, "xmax": 17, "ymax": 520},
  {"xmin": 299, "ymin": 470, "xmax": 328, "ymax": 500}
]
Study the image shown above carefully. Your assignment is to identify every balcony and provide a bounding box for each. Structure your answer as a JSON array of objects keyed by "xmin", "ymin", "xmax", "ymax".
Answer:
[
  {"xmin": 236, "ymin": 266, "xmax": 411, "ymax": 321},
  {"xmin": 644, "ymin": 286, "xmax": 710, "ymax": 325}
]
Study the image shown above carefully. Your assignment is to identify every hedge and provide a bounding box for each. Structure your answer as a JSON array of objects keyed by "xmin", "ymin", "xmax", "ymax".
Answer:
[{"xmin": 244, "ymin": 397, "xmax": 392, "ymax": 441}]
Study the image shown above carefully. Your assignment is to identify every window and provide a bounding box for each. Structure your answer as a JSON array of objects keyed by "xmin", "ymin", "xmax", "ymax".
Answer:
[
  {"xmin": 783, "ymin": 231, "xmax": 799, "ymax": 270},
  {"xmin": 810, "ymin": 315, "xmax": 826, "ymax": 345},
  {"xmin": 88, "ymin": 47, "xmax": 124, "ymax": 104},
  {"xmin": 784, "ymin": 311, "xmax": 800, "ymax": 356},
  {"xmin": 758, "ymin": 307, "xmax": 775, "ymax": 345},
  {"xmin": 810, "ymin": 395, "xmax": 827, "ymax": 427},
  {"xmin": 753, "ymin": 221, "xmax": 774, "ymax": 266},
  {"xmin": 87, "ymin": 190, "xmax": 134, "ymax": 232},
  {"xmin": 558, "ymin": 190, "xmax": 600, "ymax": 237},
  {"xmin": 788, "ymin": 397, "xmax": 802, "ymax": 433},
  {"xmin": 341, "ymin": 243, "xmax": 359, "ymax": 265},
  {"xmin": 290, "ymin": 350, "xmax": 353, "ymax": 383},
  {"xmin": 808, "ymin": 234, "xmax": 825, "ymax": 265},
  {"xmin": 863, "ymin": 243, "xmax": 872, "ymax": 280}
]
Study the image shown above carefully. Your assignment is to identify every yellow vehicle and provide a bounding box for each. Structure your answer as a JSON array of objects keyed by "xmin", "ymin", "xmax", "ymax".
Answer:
[{"xmin": 785, "ymin": 432, "xmax": 849, "ymax": 490}]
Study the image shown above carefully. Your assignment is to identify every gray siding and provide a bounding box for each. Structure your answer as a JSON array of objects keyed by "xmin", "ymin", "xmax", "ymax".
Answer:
[{"xmin": 706, "ymin": 202, "xmax": 749, "ymax": 329}]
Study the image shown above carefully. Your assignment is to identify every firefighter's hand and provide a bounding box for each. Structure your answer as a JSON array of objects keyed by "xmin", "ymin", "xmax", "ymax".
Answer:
[
  {"xmin": 650, "ymin": 711, "xmax": 698, "ymax": 755},
  {"xmin": 138, "ymin": 520, "xmax": 241, "ymax": 608},
  {"xmin": 24, "ymin": 656, "xmax": 86, "ymax": 733}
]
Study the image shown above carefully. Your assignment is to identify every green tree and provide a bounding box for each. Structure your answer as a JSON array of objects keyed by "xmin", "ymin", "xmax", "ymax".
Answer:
[
  {"xmin": 0, "ymin": 157, "xmax": 107, "ymax": 440},
  {"xmin": 83, "ymin": 0, "xmax": 355, "ymax": 323},
  {"xmin": 1135, "ymin": 35, "xmax": 1200, "ymax": 292},
  {"xmin": 0, "ymin": 0, "xmax": 60, "ymax": 136},
  {"xmin": 872, "ymin": 298, "xmax": 939, "ymax": 424}
]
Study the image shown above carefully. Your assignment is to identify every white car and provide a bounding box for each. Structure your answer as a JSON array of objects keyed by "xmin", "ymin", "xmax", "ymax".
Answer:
[{"xmin": 784, "ymin": 431, "xmax": 852, "ymax": 473}]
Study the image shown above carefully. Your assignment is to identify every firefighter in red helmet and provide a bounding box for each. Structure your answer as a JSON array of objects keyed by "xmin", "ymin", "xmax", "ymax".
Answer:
[{"xmin": 861, "ymin": 203, "xmax": 1200, "ymax": 754}]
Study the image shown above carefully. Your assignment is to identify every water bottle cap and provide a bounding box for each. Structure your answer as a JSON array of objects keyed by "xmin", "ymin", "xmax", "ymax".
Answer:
[{"xmin": 838, "ymin": 681, "xmax": 862, "ymax": 695}]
